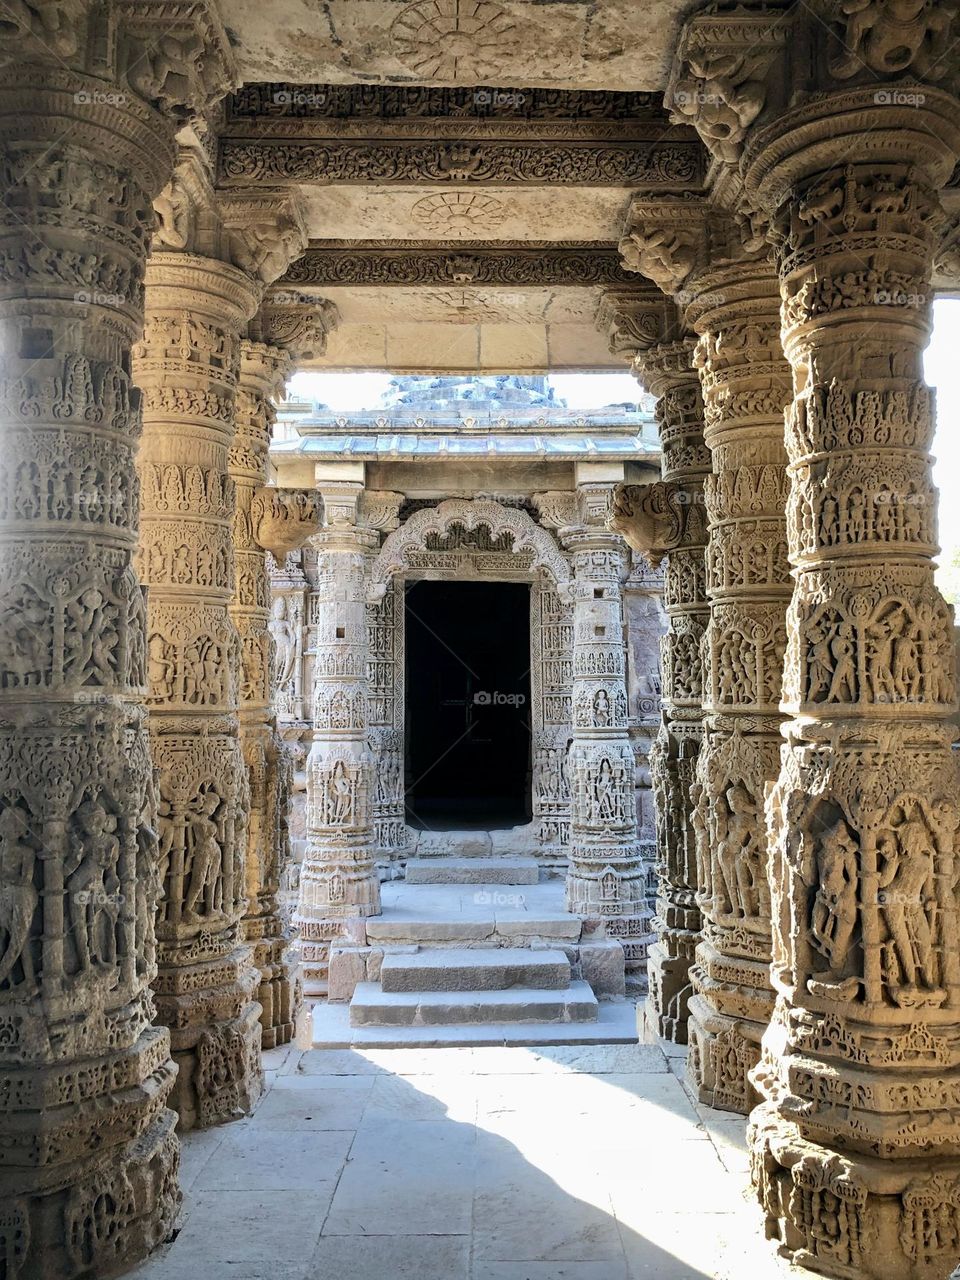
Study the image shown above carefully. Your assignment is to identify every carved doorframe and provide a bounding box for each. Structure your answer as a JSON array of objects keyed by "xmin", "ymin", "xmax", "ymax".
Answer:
[{"xmin": 366, "ymin": 499, "xmax": 574, "ymax": 874}]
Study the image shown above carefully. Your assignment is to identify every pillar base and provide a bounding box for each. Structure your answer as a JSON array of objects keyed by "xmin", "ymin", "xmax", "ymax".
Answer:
[
  {"xmin": 244, "ymin": 917, "xmax": 301, "ymax": 1049},
  {"xmin": 154, "ymin": 946, "xmax": 263, "ymax": 1130},
  {"xmin": 687, "ymin": 996, "xmax": 764, "ymax": 1114},
  {"xmin": 749, "ymin": 1101, "xmax": 960, "ymax": 1280},
  {"xmin": 686, "ymin": 934, "xmax": 774, "ymax": 1113},
  {"xmin": 1, "ymin": 1034, "xmax": 180, "ymax": 1280},
  {"xmin": 646, "ymin": 936, "xmax": 696, "ymax": 1043}
]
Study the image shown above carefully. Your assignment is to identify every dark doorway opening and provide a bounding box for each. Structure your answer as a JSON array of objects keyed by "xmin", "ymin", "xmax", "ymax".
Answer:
[{"xmin": 405, "ymin": 580, "xmax": 532, "ymax": 829}]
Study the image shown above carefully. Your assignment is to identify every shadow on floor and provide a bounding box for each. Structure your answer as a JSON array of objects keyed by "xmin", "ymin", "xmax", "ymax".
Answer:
[{"xmin": 129, "ymin": 1040, "xmax": 787, "ymax": 1280}]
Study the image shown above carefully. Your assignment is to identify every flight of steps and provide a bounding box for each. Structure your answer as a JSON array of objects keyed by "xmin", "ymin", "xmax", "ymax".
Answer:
[
  {"xmin": 312, "ymin": 847, "xmax": 638, "ymax": 1048},
  {"xmin": 350, "ymin": 947, "xmax": 598, "ymax": 1028}
]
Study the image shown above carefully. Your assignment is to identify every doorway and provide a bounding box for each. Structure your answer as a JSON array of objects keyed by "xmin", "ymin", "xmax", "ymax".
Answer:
[{"xmin": 405, "ymin": 580, "xmax": 532, "ymax": 829}]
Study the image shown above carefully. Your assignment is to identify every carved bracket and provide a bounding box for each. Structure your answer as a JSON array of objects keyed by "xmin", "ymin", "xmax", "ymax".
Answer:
[{"xmin": 252, "ymin": 487, "xmax": 321, "ymax": 558}]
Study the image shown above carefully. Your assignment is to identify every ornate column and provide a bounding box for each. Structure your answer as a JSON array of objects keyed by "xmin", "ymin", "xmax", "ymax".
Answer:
[
  {"xmin": 608, "ymin": 297, "xmax": 711, "ymax": 1042},
  {"xmin": 673, "ymin": 4, "xmax": 960, "ymax": 1271},
  {"xmin": 232, "ymin": 291, "xmax": 338, "ymax": 1043},
  {"xmin": 562, "ymin": 483, "xmax": 649, "ymax": 977},
  {"xmin": 682, "ymin": 257, "xmax": 793, "ymax": 1113},
  {"xmin": 296, "ymin": 481, "xmax": 382, "ymax": 997},
  {"xmin": 232, "ymin": 337, "xmax": 298, "ymax": 1049},
  {"xmin": 135, "ymin": 247, "xmax": 263, "ymax": 1128},
  {"xmin": 0, "ymin": 4, "xmax": 233, "ymax": 1274},
  {"xmin": 136, "ymin": 173, "xmax": 308, "ymax": 1122}
]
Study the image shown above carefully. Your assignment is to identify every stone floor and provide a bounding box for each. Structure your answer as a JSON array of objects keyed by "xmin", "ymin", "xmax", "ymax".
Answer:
[{"xmin": 131, "ymin": 1036, "xmax": 798, "ymax": 1280}]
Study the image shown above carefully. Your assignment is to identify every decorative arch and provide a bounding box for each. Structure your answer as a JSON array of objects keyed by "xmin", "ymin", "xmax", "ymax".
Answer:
[{"xmin": 367, "ymin": 498, "xmax": 573, "ymax": 601}]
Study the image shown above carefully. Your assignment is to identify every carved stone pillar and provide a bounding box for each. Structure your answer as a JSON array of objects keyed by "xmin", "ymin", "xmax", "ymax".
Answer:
[
  {"xmin": 296, "ymin": 484, "xmax": 382, "ymax": 997},
  {"xmin": 362, "ymin": 493, "xmax": 408, "ymax": 874},
  {"xmin": 612, "ymin": 324, "xmax": 711, "ymax": 1042},
  {"xmin": 562, "ymin": 486, "xmax": 648, "ymax": 976},
  {"xmin": 232, "ymin": 338, "xmax": 299, "ymax": 1049},
  {"xmin": 624, "ymin": 552, "xmax": 667, "ymax": 966},
  {"xmin": 134, "ymin": 253, "xmax": 264, "ymax": 1129},
  {"xmin": 683, "ymin": 261, "xmax": 792, "ymax": 1113},
  {"xmin": 0, "ymin": 5, "xmax": 234, "ymax": 1273},
  {"xmin": 665, "ymin": 3, "xmax": 960, "ymax": 1269}
]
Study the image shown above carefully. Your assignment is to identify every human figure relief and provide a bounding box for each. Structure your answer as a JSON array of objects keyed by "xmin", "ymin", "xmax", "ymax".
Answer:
[
  {"xmin": 809, "ymin": 818, "xmax": 860, "ymax": 988},
  {"xmin": 893, "ymin": 622, "xmax": 921, "ymax": 700},
  {"xmin": 269, "ymin": 597, "xmax": 297, "ymax": 691},
  {"xmin": 877, "ymin": 817, "xmax": 944, "ymax": 1005},
  {"xmin": 592, "ymin": 688, "xmax": 611, "ymax": 727},
  {"xmin": 147, "ymin": 633, "xmax": 174, "ymax": 700},
  {"xmin": 866, "ymin": 613, "xmax": 898, "ymax": 701},
  {"xmin": 690, "ymin": 779, "xmax": 712, "ymax": 905},
  {"xmin": 65, "ymin": 796, "xmax": 119, "ymax": 973},
  {"xmin": 0, "ymin": 805, "xmax": 38, "ymax": 988},
  {"xmin": 328, "ymin": 760, "xmax": 354, "ymax": 826},
  {"xmin": 826, "ymin": 623, "xmax": 858, "ymax": 703},
  {"xmin": 594, "ymin": 757, "xmax": 620, "ymax": 823},
  {"xmin": 183, "ymin": 791, "xmax": 223, "ymax": 921}
]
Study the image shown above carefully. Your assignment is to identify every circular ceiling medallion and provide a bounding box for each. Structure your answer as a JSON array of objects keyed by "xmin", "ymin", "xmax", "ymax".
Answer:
[
  {"xmin": 411, "ymin": 192, "xmax": 506, "ymax": 238},
  {"xmin": 391, "ymin": 0, "xmax": 516, "ymax": 80}
]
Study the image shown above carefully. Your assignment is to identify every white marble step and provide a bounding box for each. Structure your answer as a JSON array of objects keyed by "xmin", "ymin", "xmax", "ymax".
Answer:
[
  {"xmin": 380, "ymin": 947, "xmax": 569, "ymax": 993},
  {"xmin": 313, "ymin": 998, "xmax": 637, "ymax": 1049},
  {"xmin": 349, "ymin": 980, "xmax": 599, "ymax": 1028},
  {"xmin": 405, "ymin": 857, "xmax": 539, "ymax": 885}
]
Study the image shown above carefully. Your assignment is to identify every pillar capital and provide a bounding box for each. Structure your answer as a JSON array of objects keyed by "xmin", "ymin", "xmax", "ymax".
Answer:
[{"xmin": 0, "ymin": 2, "xmax": 237, "ymax": 122}]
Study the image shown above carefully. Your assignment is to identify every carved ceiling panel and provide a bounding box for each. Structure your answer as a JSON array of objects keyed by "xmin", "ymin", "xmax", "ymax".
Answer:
[{"xmin": 217, "ymin": 0, "xmax": 694, "ymax": 91}]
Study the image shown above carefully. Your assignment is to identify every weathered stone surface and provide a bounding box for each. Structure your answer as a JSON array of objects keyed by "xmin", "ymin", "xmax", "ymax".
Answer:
[
  {"xmin": 405, "ymin": 857, "xmax": 540, "ymax": 885},
  {"xmin": 578, "ymin": 939, "xmax": 627, "ymax": 997},
  {"xmin": 349, "ymin": 982, "xmax": 599, "ymax": 1027},
  {"xmin": 379, "ymin": 948, "xmax": 571, "ymax": 993}
]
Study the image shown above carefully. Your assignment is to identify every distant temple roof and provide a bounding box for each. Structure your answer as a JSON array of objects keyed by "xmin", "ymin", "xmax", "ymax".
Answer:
[{"xmin": 272, "ymin": 375, "xmax": 659, "ymax": 461}]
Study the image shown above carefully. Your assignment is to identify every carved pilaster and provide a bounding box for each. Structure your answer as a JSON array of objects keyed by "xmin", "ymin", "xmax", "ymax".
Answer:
[
  {"xmin": 0, "ymin": 3, "xmax": 234, "ymax": 1274},
  {"xmin": 562, "ymin": 489, "xmax": 648, "ymax": 973},
  {"xmin": 296, "ymin": 485, "xmax": 382, "ymax": 996}
]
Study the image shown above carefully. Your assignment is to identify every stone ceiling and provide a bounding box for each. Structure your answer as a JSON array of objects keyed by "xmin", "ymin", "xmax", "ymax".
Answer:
[
  {"xmin": 218, "ymin": 0, "xmax": 693, "ymax": 91},
  {"xmin": 219, "ymin": 79, "xmax": 704, "ymax": 373}
]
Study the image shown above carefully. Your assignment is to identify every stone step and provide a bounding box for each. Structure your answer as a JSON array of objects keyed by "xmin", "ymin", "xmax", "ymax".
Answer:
[
  {"xmin": 405, "ymin": 857, "xmax": 539, "ymax": 885},
  {"xmin": 380, "ymin": 947, "xmax": 570, "ymax": 993},
  {"xmin": 349, "ymin": 980, "xmax": 599, "ymax": 1028},
  {"xmin": 365, "ymin": 911, "xmax": 581, "ymax": 945},
  {"xmin": 314, "ymin": 997, "xmax": 635, "ymax": 1049}
]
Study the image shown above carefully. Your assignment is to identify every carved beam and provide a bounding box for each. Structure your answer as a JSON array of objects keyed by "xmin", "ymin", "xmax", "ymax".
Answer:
[
  {"xmin": 280, "ymin": 242, "xmax": 639, "ymax": 288},
  {"xmin": 218, "ymin": 137, "xmax": 706, "ymax": 189}
]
